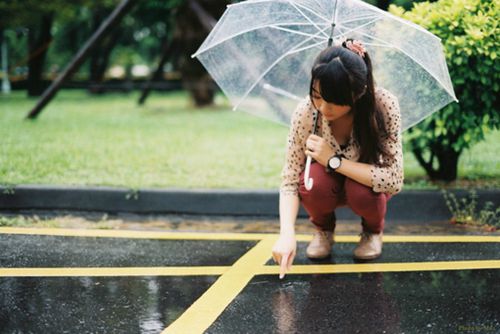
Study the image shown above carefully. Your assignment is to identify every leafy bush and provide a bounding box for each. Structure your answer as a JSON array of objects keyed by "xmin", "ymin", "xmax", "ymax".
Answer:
[{"xmin": 390, "ymin": 0, "xmax": 499, "ymax": 181}]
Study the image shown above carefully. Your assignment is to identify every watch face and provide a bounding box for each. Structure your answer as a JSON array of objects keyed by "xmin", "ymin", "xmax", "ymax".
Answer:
[{"xmin": 329, "ymin": 156, "xmax": 341, "ymax": 169}]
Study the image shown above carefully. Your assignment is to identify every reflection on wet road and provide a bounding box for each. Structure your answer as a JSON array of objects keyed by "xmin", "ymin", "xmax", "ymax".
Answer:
[
  {"xmin": 208, "ymin": 271, "xmax": 500, "ymax": 334},
  {"xmin": 0, "ymin": 276, "xmax": 217, "ymax": 333},
  {"xmin": 1, "ymin": 227, "xmax": 499, "ymax": 334}
]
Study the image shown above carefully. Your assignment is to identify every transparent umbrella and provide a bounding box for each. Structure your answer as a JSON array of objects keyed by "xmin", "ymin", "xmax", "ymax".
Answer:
[{"xmin": 192, "ymin": 0, "xmax": 458, "ymax": 188}]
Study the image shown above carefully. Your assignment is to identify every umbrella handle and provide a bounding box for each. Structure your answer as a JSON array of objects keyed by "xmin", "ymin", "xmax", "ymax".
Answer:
[
  {"xmin": 304, "ymin": 109, "xmax": 319, "ymax": 191},
  {"xmin": 304, "ymin": 155, "xmax": 314, "ymax": 190}
]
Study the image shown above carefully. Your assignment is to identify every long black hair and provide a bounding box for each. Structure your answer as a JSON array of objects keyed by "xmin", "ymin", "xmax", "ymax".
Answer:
[{"xmin": 309, "ymin": 38, "xmax": 393, "ymax": 166}]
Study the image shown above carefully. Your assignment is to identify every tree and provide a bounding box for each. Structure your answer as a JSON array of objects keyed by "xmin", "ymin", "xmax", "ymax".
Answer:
[
  {"xmin": 172, "ymin": 0, "xmax": 228, "ymax": 107},
  {"xmin": 26, "ymin": 13, "xmax": 54, "ymax": 96},
  {"xmin": 0, "ymin": 0, "xmax": 95, "ymax": 96},
  {"xmin": 389, "ymin": 0, "xmax": 499, "ymax": 181},
  {"xmin": 88, "ymin": 7, "xmax": 122, "ymax": 93},
  {"xmin": 26, "ymin": 0, "xmax": 137, "ymax": 119}
]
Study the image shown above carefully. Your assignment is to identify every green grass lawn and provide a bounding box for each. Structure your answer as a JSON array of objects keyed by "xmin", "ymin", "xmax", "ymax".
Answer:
[{"xmin": 1, "ymin": 90, "xmax": 498, "ymax": 190}]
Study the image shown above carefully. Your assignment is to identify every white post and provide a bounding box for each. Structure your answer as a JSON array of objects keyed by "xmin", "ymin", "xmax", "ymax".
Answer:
[{"xmin": 1, "ymin": 30, "xmax": 11, "ymax": 94}]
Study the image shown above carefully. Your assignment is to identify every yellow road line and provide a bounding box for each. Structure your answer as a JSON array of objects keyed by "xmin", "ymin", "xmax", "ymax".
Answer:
[
  {"xmin": 2, "ymin": 259, "xmax": 500, "ymax": 278},
  {"xmin": 0, "ymin": 227, "xmax": 270, "ymax": 240},
  {"xmin": 1, "ymin": 227, "xmax": 499, "ymax": 242},
  {"xmin": 162, "ymin": 235, "xmax": 277, "ymax": 334},
  {"xmin": 377, "ymin": 235, "xmax": 500, "ymax": 242},
  {"xmin": 295, "ymin": 234, "xmax": 500, "ymax": 242},
  {"xmin": 257, "ymin": 260, "xmax": 500, "ymax": 275},
  {"xmin": 0, "ymin": 266, "xmax": 228, "ymax": 277}
]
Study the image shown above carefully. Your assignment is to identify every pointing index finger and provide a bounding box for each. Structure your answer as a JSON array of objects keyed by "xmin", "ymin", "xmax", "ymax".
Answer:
[{"xmin": 279, "ymin": 253, "xmax": 289, "ymax": 279}]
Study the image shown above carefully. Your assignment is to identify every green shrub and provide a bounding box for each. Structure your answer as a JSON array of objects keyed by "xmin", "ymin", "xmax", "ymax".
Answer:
[
  {"xmin": 442, "ymin": 189, "xmax": 500, "ymax": 229},
  {"xmin": 390, "ymin": 0, "xmax": 499, "ymax": 181}
]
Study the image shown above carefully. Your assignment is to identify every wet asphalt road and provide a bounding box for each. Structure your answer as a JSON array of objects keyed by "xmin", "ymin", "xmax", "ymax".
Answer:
[{"xmin": 1, "ymin": 227, "xmax": 499, "ymax": 334}]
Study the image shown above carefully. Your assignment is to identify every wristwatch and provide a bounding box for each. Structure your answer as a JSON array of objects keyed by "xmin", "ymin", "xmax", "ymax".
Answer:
[{"xmin": 326, "ymin": 154, "xmax": 345, "ymax": 173}]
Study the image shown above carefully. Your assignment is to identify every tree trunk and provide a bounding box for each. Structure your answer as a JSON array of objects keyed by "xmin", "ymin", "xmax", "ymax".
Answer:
[
  {"xmin": 27, "ymin": 14, "xmax": 54, "ymax": 96},
  {"xmin": 412, "ymin": 143, "xmax": 461, "ymax": 182},
  {"xmin": 138, "ymin": 36, "xmax": 176, "ymax": 105},
  {"xmin": 183, "ymin": 72, "xmax": 215, "ymax": 106},
  {"xmin": 435, "ymin": 147, "xmax": 460, "ymax": 181},
  {"xmin": 173, "ymin": 0, "xmax": 228, "ymax": 107},
  {"xmin": 89, "ymin": 11, "xmax": 121, "ymax": 94},
  {"xmin": 88, "ymin": 29, "xmax": 121, "ymax": 94}
]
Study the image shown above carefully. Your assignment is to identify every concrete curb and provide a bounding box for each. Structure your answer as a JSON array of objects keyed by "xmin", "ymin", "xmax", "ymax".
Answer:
[{"xmin": 0, "ymin": 185, "xmax": 498, "ymax": 221}]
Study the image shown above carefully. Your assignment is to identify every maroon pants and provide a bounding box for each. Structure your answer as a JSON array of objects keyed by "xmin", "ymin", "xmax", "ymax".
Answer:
[{"xmin": 298, "ymin": 162, "xmax": 392, "ymax": 234}]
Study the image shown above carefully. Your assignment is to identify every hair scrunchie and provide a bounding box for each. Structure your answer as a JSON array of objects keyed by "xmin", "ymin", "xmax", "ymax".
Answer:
[{"xmin": 341, "ymin": 38, "xmax": 367, "ymax": 58}]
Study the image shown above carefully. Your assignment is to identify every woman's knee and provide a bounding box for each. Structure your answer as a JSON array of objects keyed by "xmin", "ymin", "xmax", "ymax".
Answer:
[
  {"xmin": 345, "ymin": 177, "xmax": 387, "ymax": 213},
  {"xmin": 298, "ymin": 162, "xmax": 342, "ymax": 200}
]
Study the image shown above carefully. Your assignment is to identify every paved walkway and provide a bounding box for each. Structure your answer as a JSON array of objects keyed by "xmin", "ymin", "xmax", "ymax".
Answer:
[{"xmin": 1, "ymin": 220, "xmax": 499, "ymax": 333}]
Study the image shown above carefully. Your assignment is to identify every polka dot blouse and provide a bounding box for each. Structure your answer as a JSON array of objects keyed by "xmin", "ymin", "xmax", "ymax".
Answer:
[{"xmin": 280, "ymin": 87, "xmax": 404, "ymax": 196}]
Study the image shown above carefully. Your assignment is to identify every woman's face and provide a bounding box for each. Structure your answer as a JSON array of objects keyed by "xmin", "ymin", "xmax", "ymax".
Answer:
[{"xmin": 311, "ymin": 81, "xmax": 351, "ymax": 122}]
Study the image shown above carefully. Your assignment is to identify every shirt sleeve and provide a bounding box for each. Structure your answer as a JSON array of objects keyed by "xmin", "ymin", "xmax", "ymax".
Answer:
[
  {"xmin": 370, "ymin": 90, "xmax": 404, "ymax": 195},
  {"xmin": 279, "ymin": 98, "xmax": 310, "ymax": 196}
]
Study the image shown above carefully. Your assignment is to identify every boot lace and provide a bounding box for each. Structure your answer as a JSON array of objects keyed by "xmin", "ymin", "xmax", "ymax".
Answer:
[
  {"xmin": 319, "ymin": 230, "xmax": 331, "ymax": 238},
  {"xmin": 358, "ymin": 231, "xmax": 372, "ymax": 241},
  {"xmin": 315, "ymin": 230, "xmax": 334, "ymax": 242}
]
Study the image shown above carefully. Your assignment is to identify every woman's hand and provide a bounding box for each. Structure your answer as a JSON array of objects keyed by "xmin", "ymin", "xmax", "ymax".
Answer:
[
  {"xmin": 272, "ymin": 233, "xmax": 297, "ymax": 279},
  {"xmin": 305, "ymin": 134, "xmax": 335, "ymax": 167}
]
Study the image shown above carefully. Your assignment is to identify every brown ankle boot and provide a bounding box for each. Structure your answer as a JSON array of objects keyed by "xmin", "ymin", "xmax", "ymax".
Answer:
[
  {"xmin": 353, "ymin": 231, "xmax": 383, "ymax": 260},
  {"xmin": 306, "ymin": 230, "xmax": 334, "ymax": 259}
]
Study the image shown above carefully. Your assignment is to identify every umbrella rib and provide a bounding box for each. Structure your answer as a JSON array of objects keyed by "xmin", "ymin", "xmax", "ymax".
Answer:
[
  {"xmin": 262, "ymin": 83, "xmax": 303, "ymax": 101},
  {"xmin": 340, "ymin": 14, "xmax": 380, "ymax": 25},
  {"xmin": 310, "ymin": 0, "xmax": 327, "ymax": 15},
  {"xmin": 285, "ymin": 39, "xmax": 326, "ymax": 55},
  {"xmin": 293, "ymin": 2, "xmax": 331, "ymax": 23},
  {"xmin": 336, "ymin": 24, "xmax": 391, "ymax": 48},
  {"xmin": 361, "ymin": 42, "xmax": 394, "ymax": 47},
  {"xmin": 227, "ymin": 0, "xmax": 440, "ymax": 41},
  {"xmin": 336, "ymin": 17, "xmax": 383, "ymax": 40},
  {"xmin": 357, "ymin": 0, "xmax": 441, "ymax": 41},
  {"xmin": 233, "ymin": 25, "xmax": 331, "ymax": 110},
  {"xmin": 338, "ymin": 26, "xmax": 457, "ymax": 101},
  {"xmin": 269, "ymin": 25, "xmax": 327, "ymax": 40},
  {"xmin": 192, "ymin": 22, "xmax": 328, "ymax": 58},
  {"xmin": 227, "ymin": 0, "xmax": 276, "ymax": 8},
  {"xmin": 232, "ymin": 0, "xmax": 331, "ymax": 23},
  {"xmin": 287, "ymin": 1, "xmax": 329, "ymax": 38}
]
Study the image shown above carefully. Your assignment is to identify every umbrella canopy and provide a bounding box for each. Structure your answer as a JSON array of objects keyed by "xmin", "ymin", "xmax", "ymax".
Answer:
[{"xmin": 192, "ymin": 0, "xmax": 457, "ymax": 131}]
